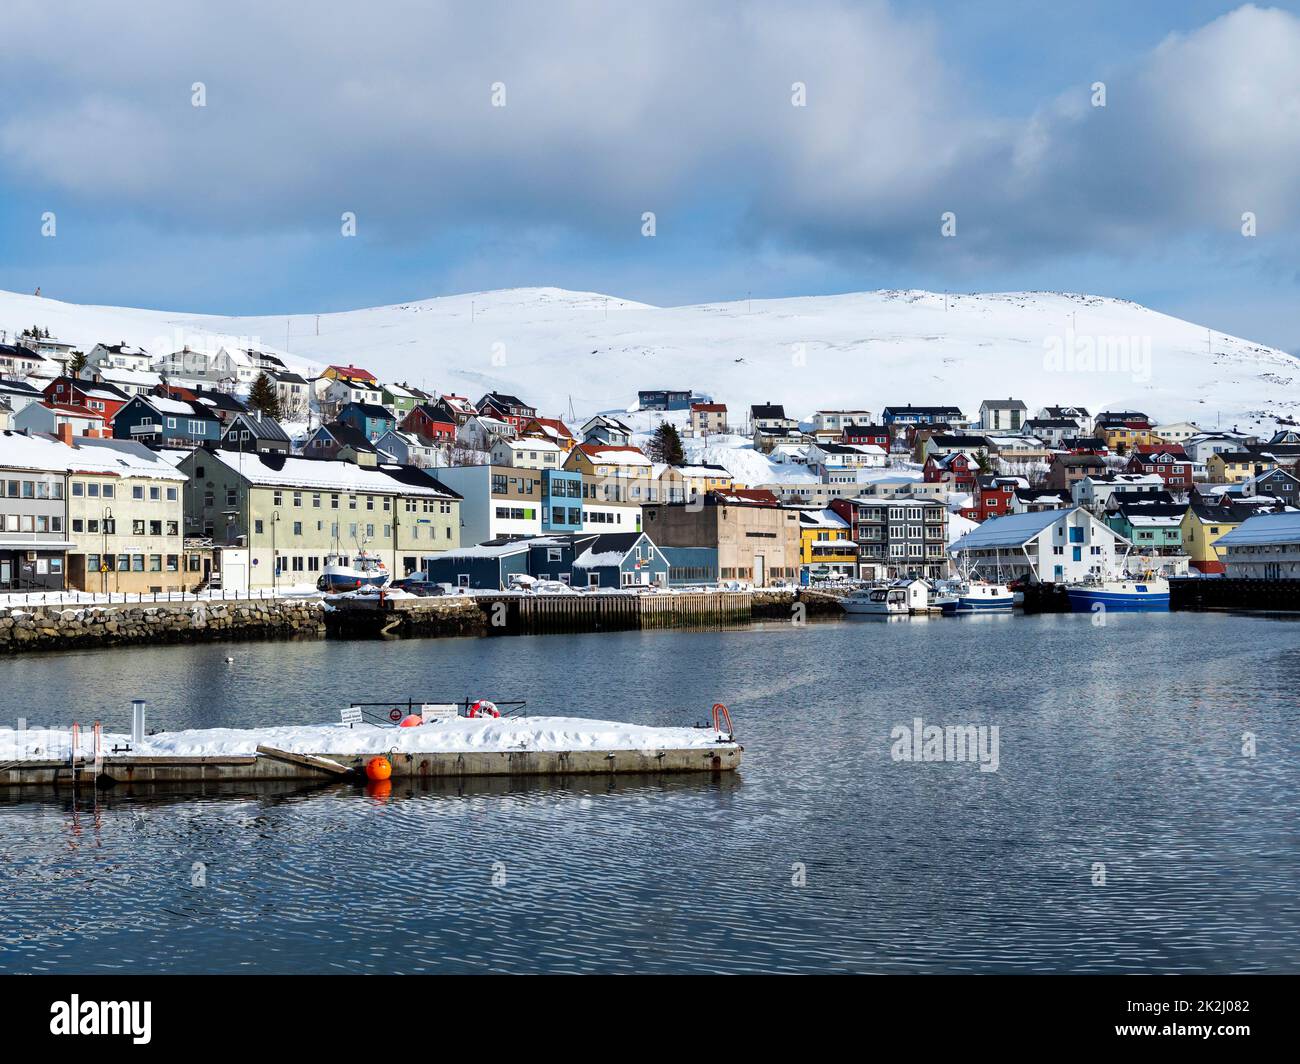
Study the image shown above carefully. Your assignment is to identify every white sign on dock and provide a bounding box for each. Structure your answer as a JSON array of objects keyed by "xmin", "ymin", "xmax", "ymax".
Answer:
[
  {"xmin": 340, "ymin": 706, "xmax": 364, "ymax": 727},
  {"xmin": 421, "ymin": 704, "xmax": 459, "ymax": 723}
]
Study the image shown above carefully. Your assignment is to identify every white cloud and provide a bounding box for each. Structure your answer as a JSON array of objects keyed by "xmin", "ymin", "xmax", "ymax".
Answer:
[{"xmin": 3, "ymin": 2, "xmax": 1299, "ymax": 269}]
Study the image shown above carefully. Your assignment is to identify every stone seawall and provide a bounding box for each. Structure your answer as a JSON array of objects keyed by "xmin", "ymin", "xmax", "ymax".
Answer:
[{"xmin": 0, "ymin": 599, "xmax": 326, "ymax": 654}]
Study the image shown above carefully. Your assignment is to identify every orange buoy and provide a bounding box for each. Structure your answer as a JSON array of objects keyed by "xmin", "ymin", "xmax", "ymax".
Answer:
[
  {"xmin": 365, "ymin": 756, "xmax": 392, "ymax": 781},
  {"xmin": 398, "ymin": 714, "xmax": 424, "ymax": 728}
]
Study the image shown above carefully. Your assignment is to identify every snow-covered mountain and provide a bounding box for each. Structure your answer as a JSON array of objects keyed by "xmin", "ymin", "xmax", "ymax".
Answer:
[{"xmin": 1, "ymin": 286, "xmax": 1295, "ymax": 431}]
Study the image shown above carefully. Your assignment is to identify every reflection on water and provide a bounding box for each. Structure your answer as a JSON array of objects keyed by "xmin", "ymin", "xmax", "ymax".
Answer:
[{"xmin": 0, "ymin": 612, "xmax": 1297, "ymax": 973}]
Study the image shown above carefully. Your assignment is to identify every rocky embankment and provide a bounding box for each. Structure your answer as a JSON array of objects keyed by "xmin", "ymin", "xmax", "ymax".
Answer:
[{"xmin": 0, "ymin": 599, "xmax": 325, "ymax": 653}]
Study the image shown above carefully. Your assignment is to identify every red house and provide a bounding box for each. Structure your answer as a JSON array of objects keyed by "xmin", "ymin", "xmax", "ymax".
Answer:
[
  {"xmin": 43, "ymin": 376, "xmax": 131, "ymax": 422},
  {"xmin": 923, "ymin": 451, "xmax": 978, "ymax": 492},
  {"xmin": 958, "ymin": 475, "xmax": 1022, "ymax": 522},
  {"xmin": 842, "ymin": 424, "xmax": 891, "ymax": 450},
  {"xmin": 400, "ymin": 403, "xmax": 456, "ymax": 444},
  {"xmin": 1126, "ymin": 445, "xmax": 1192, "ymax": 489}
]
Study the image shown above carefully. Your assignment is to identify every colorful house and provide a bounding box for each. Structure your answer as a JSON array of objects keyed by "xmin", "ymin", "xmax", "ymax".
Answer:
[
  {"xmin": 400, "ymin": 403, "xmax": 457, "ymax": 445},
  {"xmin": 336, "ymin": 401, "xmax": 397, "ymax": 442},
  {"xmin": 1105, "ymin": 499, "xmax": 1186, "ymax": 556},
  {"xmin": 798, "ymin": 508, "xmax": 855, "ymax": 577},
  {"xmin": 1126, "ymin": 445, "xmax": 1193, "ymax": 490},
  {"xmin": 1180, "ymin": 501, "xmax": 1240, "ymax": 574}
]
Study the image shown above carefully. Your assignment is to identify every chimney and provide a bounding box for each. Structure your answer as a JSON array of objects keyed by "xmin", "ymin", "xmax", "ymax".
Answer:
[{"xmin": 56, "ymin": 422, "xmax": 73, "ymax": 446}]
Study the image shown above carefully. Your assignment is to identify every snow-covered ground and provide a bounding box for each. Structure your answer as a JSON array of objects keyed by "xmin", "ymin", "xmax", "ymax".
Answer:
[
  {"xmin": 0, "ymin": 716, "xmax": 735, "ymax": 762},
  {"xmin": 2, "ymin": 286, "xmax": 1295, "ymax": 431},
  {"xmin": 0, "ymin": 586, "xmax": 322, "ymax": 608}
]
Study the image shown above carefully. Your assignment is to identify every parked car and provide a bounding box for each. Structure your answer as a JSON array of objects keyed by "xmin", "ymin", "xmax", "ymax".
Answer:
[{"xmin": 391, "ymin": 577, "xmax": 444, "ymax": 597}]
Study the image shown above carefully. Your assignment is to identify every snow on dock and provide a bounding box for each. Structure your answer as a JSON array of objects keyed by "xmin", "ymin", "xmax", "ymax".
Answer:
[{"xmin": 0, "ymin": 715, "xmax": 742, "ymax": 786}]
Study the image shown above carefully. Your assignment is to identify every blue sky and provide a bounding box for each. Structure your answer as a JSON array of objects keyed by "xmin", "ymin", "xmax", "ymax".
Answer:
[{"xmin": 1, "ymin": 1, "xmax": 1298, "ymax": 353}]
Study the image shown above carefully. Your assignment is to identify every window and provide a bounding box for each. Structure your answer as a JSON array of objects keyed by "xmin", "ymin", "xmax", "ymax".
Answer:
[
  {"xmin": 72, "ymin": 481, "xmax": 84, "ymax": 497},
  {"xmin": 166, "ymin": 486, "xmax": 177, "ymax": 501},
  {"xmin": 132, "ymin": 555, "xmax": 145, "ymax": 572},
  {"xmin": 149, "ymin": 555, "xmax": 162, "ymax": 572},
  {"xmin": 293, "ymin": 521, "xmax": 302, "ymax": 536},
  {"xmin": 150, "ymin": 486, "xmax": 160, "ymax": 501},
  {"xmin": 133, "ymin": 520, "xmax": 145, "ymax": 535},
  {"xmin": 166, "ymin": 555, "xmax": 179, "ymax": 572}
]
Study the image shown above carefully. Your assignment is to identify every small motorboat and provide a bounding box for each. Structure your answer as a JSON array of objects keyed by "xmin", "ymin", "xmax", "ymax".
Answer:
[
  {"xmin": 317, "ymin": 550, "xmax": 391, "ymax": 593},
  {"xmin": 842, "ymin": 586, "xmax": 910, "ymax": 615},
  {"xmin": 940, "ymin": 579, "xmax": 1015, "ymax": 614}
]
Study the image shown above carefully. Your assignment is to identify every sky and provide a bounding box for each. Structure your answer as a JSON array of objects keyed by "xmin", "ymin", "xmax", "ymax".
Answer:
[{"xmin": 1, "ymin": 1, "xmax": 1298, "ymax": 353}]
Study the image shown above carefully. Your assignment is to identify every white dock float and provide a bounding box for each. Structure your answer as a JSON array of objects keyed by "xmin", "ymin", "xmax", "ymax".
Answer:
[{"xmin": 0, "ymin": 717, "xmax": 742, "ymax": 787}]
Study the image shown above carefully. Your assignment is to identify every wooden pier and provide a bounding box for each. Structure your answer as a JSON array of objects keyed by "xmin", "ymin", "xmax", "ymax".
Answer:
[{"xmin": 326, "ymin": 590, "xmax": 754, "ymax": 638}]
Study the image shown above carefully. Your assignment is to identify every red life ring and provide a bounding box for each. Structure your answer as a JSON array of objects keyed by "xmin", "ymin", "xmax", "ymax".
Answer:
[{"xmin": 468, "ymin": 699, "xmax": 500, "ymax": 719}]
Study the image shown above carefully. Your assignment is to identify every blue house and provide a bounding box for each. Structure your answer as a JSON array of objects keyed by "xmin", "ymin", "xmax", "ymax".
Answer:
[
  {"xmin": 881, "ymin": 404, "xmax": 965, "ymax": 427},
  {"xmin": 638, "ymin": 389, "xmax": 694, "ymax": 412},
  {"xmin": 425, "ymin": 540, "xmax": 532, "ymax": 589},
  {"xmin": 112, "ymin": 394, "xmax": 222, "ymax": 446},
  {"xmin": 336, "ymin": 402, "xmax": 397, "ymax": 442},
  {"xmin": 571, "ymin": 532, "xmax": 669, "ymax": 588},
  {"xmin": 542, "ymin": 469, "xmax": 584, "ymax": 533}
]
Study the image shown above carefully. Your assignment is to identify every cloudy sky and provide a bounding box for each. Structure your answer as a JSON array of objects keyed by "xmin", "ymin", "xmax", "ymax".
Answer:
[{"xmin": 2, "ymin": 1, "xmax": 1298, "ymax": 350}]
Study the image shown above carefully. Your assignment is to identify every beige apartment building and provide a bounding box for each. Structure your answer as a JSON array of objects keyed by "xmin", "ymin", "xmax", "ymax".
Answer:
[
  {"xmin": 643, "ymin": 492, "xmax": 801, "ymax": 585},
  {"xmin": 177, "ymin": 449, "xmax": 461, "ymax": 588}
]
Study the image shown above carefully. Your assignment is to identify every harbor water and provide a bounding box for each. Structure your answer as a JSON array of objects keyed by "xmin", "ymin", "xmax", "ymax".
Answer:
[{"xmin": 0, "ymin": 611, "xmax": 1296, "ymax": 973}]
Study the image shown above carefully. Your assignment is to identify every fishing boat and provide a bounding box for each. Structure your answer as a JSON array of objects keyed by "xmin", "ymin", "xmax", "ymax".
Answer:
[
  {"xmin": 842, "ymin": 586, "xmax": 910, "ymax": 615},
  {"xmin": 1064, "ymin": 573, "xmax": 1170, "ymax": 612},
  {"xmin": 317, "ymin": 550, "xmax": 391, "ymax": 593},
  {"xmin": 939, "ymin": 578, "xmax": 1015, "ymax": 614}
]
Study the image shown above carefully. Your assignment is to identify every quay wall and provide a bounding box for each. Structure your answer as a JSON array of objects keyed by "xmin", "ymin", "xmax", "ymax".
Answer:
[
  {"xmin": 1170, "ymin": 576, "xmax": 1300, "ymax": 612},
  {"xmin": 0, "ymin": 599, "xmax": 325, "ymax": 654}
]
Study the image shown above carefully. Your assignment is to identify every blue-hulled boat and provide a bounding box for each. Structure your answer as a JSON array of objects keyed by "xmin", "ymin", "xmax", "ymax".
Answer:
[
  {"xmin": 1064, "ymin": 575, "xmax": 1169, "ymax": 612},
  {"xmin": 938, "ymin": 579, "xmax": 1015, "ymax": 614},
  {"xmin": 316, "ymin": 551, "xmax": 391, "ymax": 593}
]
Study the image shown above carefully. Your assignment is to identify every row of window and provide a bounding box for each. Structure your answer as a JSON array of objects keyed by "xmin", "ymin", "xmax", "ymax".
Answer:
[
  {"xmin": 71, "ymin": 480, "xmax": 178, "ymax": 502},
  {"xmin": 84, "ymin": 553, "xmax": 180, "ymax": 573},
  {"xmin": 1, "ymin": 514, "xmax": 63, "ymax": 533},
  {"xmin": 1, "ymin": 478, "xmax": 63, "ymax": 500},
  {"xmin": 70, "ymin": 518, "xmax": 179, "ymax": 536}
]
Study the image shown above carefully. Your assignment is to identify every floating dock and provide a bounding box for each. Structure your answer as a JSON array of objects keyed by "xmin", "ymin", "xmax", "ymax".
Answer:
[{"xmin": 0, "ymin": 715, "xmax": 742, "ymax": 788}]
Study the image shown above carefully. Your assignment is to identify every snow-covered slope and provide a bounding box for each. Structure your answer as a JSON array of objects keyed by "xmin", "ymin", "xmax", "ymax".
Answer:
[{"xmin": 1, "ymin": 286, "xmax": 1294, "ymax": 430}]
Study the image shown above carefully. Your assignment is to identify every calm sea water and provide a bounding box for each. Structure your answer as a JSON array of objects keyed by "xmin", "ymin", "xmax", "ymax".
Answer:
[{"xmin": 0, "ymin": 612, "xmax": 1297, "ymax": 974}]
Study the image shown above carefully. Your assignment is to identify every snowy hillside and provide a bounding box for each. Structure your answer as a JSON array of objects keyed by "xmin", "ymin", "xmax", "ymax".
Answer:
[{"xmin": 1, "ymin": 286, "xmax": 1295, "ymax": 432}]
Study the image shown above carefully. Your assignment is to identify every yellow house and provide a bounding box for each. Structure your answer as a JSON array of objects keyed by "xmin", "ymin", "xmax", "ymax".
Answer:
[
  {"xmin": 1207, "ymin": 451, "xmax": 1266, "ymax": 484},
  {"xmin": 1100, "ymin": 424, "xmax": 1154, "ymax": 454},
  {"xmin": 798, "ymin": 508, "xmax": 856, "ymax": 575},
  {"xmin": 1180, "ymin": 502, "xmax": 1240, "ymax": 573},
  {"xmin": 652, "ymin": 463, "xmax": 734, "ymax": 502},
  {"xmin": 564, "ymin": 443, "xmax": 654, "ymax": 505}
]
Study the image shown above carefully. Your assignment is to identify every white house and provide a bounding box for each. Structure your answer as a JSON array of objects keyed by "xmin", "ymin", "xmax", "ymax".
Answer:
[
  {"xmin": 88, "ymin": 343, "xmax": 152, "ymax": 373},
  {"xmin": 491, "ymin": 437, "xmax": 562, "ymax": 470},
  {"xmin": 1152, "ymin": 421, "xmax": 1200, "ymax": 445},
  {"xmin": 978, "ymin": 398, "xmax": 1027, "ymax": 432},
  {"xmin": 1071, "ymin": 473, "xmax": 1165, "ymax": 513},
  {"xmin": 375, "ymin": 429, "xmax": 441, "ymax": 469},
  {"xmin": 458, "ymin": 414, "xmax": 514, "ymax": 451},
  {"xmin": 1215, "ymin": 512, "xmax": 1300, "ymax": 579},
  {"xmin": 811, "ymin": 410, "xmax": 873, "ymax": 433},
  {"xmin": 949, "ymin": 506, "xmax": 1131, "ymax": 584}
]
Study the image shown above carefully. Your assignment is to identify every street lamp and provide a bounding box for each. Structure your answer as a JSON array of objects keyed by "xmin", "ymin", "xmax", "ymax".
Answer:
[
  {"xmin": 102, "ymin": 506, "xmax": 113, "ymax": 595},
  {"xmin": 270, "ymin": 511, "xmax": 280, "ymax": 593}
]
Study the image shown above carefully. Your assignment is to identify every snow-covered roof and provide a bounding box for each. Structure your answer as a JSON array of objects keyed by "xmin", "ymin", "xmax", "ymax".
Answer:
[
  {"xmin": 0, "ymin": 431, "xmax": 185, "ymax": 479},
  {"xmin": 951, "ymin": 507, "xmax": 1083, "ymax": 550},
  {"xmin": 205, "ymin": 450, "xmax": 455, "ymax": 497},
  {"xmin": 1216, "ymin": 512, "xmax": 1300, "ymax": 547}
]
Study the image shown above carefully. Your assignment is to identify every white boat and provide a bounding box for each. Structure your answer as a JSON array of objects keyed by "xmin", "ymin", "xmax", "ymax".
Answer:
[
  {"xmin": 317, "ymin": 550, "xmax": 391, "ymax": 593},
  {"xmin": 842, "ymin": 586, "xmax": 910, "ymax": 615},
  {"xmin": 939, "ymin": 578, "xmax": 1015, "ymax": 614}
]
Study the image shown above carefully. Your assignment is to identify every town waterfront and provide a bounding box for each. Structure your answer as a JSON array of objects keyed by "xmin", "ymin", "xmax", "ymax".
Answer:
[{"xmin": 0, "ymin": 612, "xmax": 1296, "ymax": 974}]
